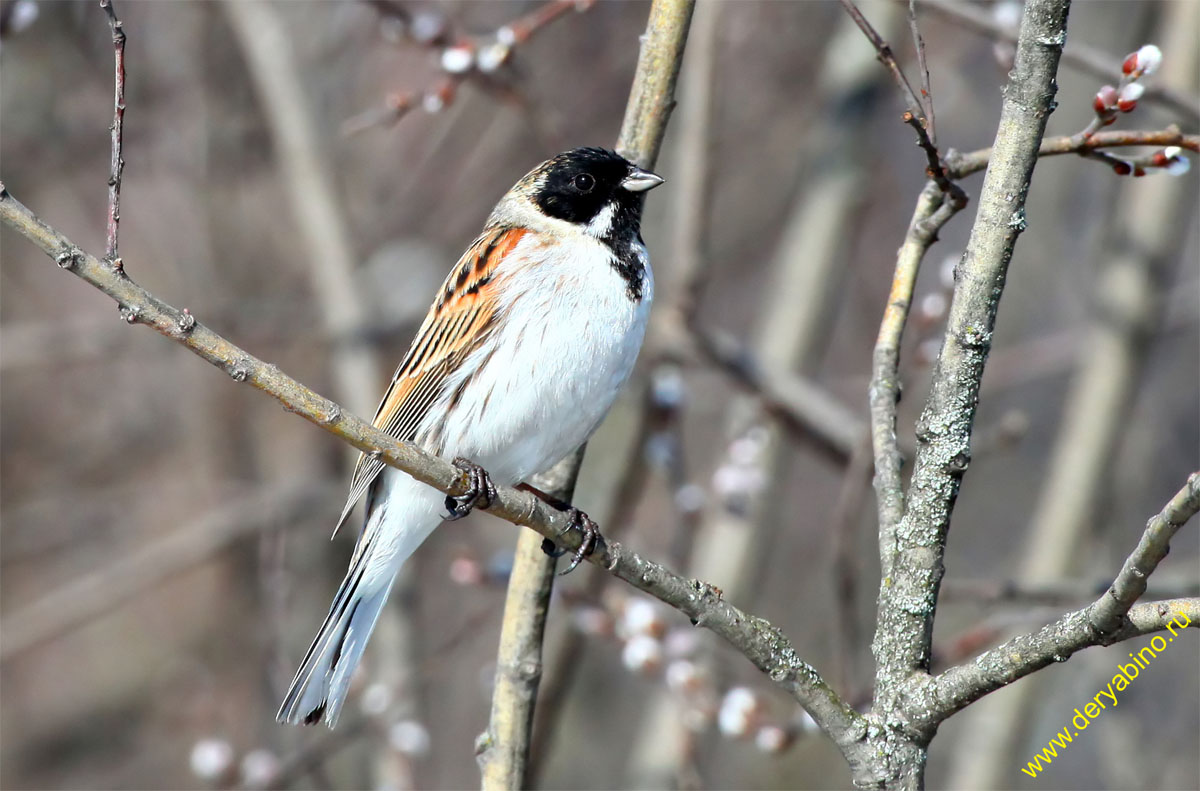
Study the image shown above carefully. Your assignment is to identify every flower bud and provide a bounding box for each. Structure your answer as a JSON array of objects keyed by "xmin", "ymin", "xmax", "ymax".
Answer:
[
  {"xmin": 755, "ymin": 725, "xmax": 793, "ymax": 754},
  {"xmin": 1116, "ymin": 82, "xmax": 1144, "ymax": 112},
  {"xmin": 439, "ymin": 45, "xmax": 474, "ymax": 74},
  {"xmin": 1112, "ymin": 161, "xmax": 1132, "ymax": 176},
  {"xmin": 1093, "ymin": 85, "xmax": 1118, "ymax": 114},
  {"xmin": 717, "ymin": 687, "xmax": 760, "ymax": 738},
  {"xmin": 622, "ymin": 635, "xmax": 663, "ymax": 674},
  {"xmin": 1133, "ymin": 44, "xmax": 1162, "ymax": 75},
  {"xmin": 477, "ymin": 41, "xmax": 511, "ymax": 73},
  {"xmin": 190, "ymin": 738, "xmax": 234, "ymax": 781},
  {"xmin": 1166, "ymin": 153, "xmax": 1192, "ymax": 177}
]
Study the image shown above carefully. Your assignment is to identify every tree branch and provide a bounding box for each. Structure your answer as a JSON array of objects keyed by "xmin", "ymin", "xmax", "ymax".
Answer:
[
  {"xmin": 946, "ymin": 128, "xmax": 1199, "ymax": 179},
  {"xmin": 924, "ymin": 598, "xmax": 1198, "ymax": 726},
  {"xmin": 921, "ymin": 474, "xmax": 1200, "ymax": 723},
  {"xmin": 99, "ymin": 0, "xmax": 125, "ymax": 265},
  {"xmin": 864, "ymin": 0, "xmax": 1072, "ymax": 786},
  {"xmin": 1090, "ymin": 473, "xmax": 1200, "ymax": 634},
  {"xmin": 868, "ymin": 181, "xmax": 963, "ymax": 575}
]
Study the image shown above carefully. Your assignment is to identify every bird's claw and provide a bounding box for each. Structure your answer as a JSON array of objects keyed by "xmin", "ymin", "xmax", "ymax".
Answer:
[
  {"xmin": 540, "ymin": 507, "xmax": 600, "ymax": 575},
  {"xmin": 445, "ymin": 458, "xmax": 497, "ymax": 520}
]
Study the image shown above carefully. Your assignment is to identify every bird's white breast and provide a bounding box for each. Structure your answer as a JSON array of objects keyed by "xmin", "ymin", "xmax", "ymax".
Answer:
[{"xmin": 433, "ymin": 234, "xmax": 652, "ymax": 483}]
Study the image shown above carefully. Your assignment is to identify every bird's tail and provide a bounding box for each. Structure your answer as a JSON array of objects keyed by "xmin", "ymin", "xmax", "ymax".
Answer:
[{"xmin": 277, "ymin": 471, "xmax": 443, "ymax": 727}]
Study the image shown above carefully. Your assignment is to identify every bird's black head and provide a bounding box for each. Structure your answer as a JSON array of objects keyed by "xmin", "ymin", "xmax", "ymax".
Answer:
[{"xmin": 530, "ymin": 147, "xmax": 663, "ymax": 241}]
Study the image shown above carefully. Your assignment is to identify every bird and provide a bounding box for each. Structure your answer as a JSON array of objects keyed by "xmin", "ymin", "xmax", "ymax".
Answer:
[{"xmin": 277, "ymin": 147, "xmax": 663, "ymax": 727}]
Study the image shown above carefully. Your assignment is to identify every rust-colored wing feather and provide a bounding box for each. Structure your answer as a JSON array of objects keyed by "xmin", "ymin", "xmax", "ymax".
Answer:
[{"xmin": 332, "ymin": 226, "xmax": 528, "ymax": 535}]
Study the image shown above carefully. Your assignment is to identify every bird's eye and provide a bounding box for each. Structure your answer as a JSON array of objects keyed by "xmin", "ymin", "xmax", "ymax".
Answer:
[{"xmin": 572, "ymin": 173, "xmax": 595, "ymax": 193}]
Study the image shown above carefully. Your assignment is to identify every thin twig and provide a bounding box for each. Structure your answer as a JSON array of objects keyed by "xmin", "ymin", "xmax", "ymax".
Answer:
[
  {"xmin": 99, "ymin": 0, "xmax": 125, "ymax": 266},
  {"xmin": 941, "ymin": 575, "xmax": 1200, "ymax": 605},
  {"xmin": 838, "ymin": 0, "xmax": 927, "ymax": 126},
  {"xmin": 867, "ymin": 181, "xmax": 959, "ymax": 572},
  {"xmin": 1090, "ymin": 473, "xmax": 1200, "ymax": 634},
  {"xmin": 945, "ymin": 127, "xmax": 1199, "ymax": 178},
  {"xmin": 924, "ymin": 598, "xmax": 1199, "ymax": 727},
  {"xmin": 902, "ymin": 111, "xmax": 967, "ymax": 207},
  {"xmin": 907, "ymin": 0, "xmax": 935, "ymax": 145}
]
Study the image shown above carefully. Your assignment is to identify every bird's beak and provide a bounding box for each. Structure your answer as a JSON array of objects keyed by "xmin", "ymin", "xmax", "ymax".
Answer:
[{"xmin": 621, "ymin": 167, "xmax": 665, "ymax": 192}]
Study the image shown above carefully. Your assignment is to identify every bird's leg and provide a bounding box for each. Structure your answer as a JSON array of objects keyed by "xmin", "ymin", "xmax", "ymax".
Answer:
[
  {"xmin": 515, "ymin": 482, "xmax": 602, "ymax": 575},
  {"xmin": 445, "ymin": 458, "xmax": 497, "ymax": 520}
]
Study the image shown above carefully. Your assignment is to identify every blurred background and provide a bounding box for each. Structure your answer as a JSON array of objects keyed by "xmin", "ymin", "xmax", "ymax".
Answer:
[{"xmin": 1, "ymin": 1, "xmax": 1196, "ymax": 789}]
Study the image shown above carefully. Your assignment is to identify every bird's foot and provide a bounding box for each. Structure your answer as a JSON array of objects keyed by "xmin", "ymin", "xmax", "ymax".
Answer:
[
  {"xmin": 541, "ymin": 507, "xmax": 601, "ymax": 575},
  {"xmin": 514, "ymin": 483, "xmax": 602, "ymax": 575},
  {"xmin": 445, "ymin": 458, "xmax": 497, "ymax": 520}
]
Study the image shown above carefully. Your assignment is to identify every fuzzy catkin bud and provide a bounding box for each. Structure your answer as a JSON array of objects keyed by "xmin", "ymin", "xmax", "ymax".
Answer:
[
  {"xmin": 717, "ymin": 687, "xmax": 760, "ymax": 738},
  {"xmin": 1165, "ymin": 152, "xmax": 1192, "ymax": 177},
  {"xmin": 190, "ymin": 738, "xmax": 234, "ymax": 781},
  {"xmin": 622, "ymin": 635, "xmax": 663, "ymax": 674},
  {"xmin": 439, "ymin": 45, "xmax": 474, "ymax": 74},
  {"xmin": 1132, "ymin": 44, "xmax": 1161, "ymax": 75},
  {"xmin": 1093, "ymin": 85, "xmax": 1118, "ymax": 114},
  {"xmin": 1117, "ymin": 82, "xmax": 1144, "ymax": 112}
]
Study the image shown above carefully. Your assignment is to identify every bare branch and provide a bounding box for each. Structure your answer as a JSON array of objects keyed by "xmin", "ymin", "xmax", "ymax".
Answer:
[
  {"xmin": 901, "ymin": 111, "xmax": 968, "ymax": 207},
  {"xmin": 924, "ymin": 598, "xmax": 1198, "ymax": 726},
  {"xmin": 925, "ymin": 478, "xmax": 1199, "ymax": 732},
  {"xmin": 99, "ymin": 0, "xmax": 125, "ymax": 265},
  {"xmin": 1090, "ymin": 473, "xmax": 1200, "ymax": 634},
  {"xmin": 907, "ymin": 0, "xmax": 935, "ymax": 144},
  {"xmin": 868, "ymin": 181, "xmax": 963, "ymax": 572},
  {"xmin": 941, "ymin": 575, "xmax": 1200, "ymax": 605},
  {"xmin": 863, "ymin": 0, "xmax": 1071, "ymax": 785},
  {"xmin": 476, "ymin": 529, "xmax": 558, "ymax": 789},
  {"xmin": 615, "ymin": 0, "xmax": 696, "ymax": 170},
  {"xmin": 838, "ymin": 0, "xmax": 927, "ymax": 127},
  {"xmin": 946, "ymin": 128, "xmax": 1199, "ymax": 179}
]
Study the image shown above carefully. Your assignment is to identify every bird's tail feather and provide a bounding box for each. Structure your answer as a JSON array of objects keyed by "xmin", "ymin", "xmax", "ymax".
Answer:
[{"xmin": 277, "ymin": 472, "xmax": 442, "ymax": 727}]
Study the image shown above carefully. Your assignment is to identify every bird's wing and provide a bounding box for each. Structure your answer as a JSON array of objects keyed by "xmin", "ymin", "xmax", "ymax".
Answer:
[{"xmin": 331, "ymin": 226, "xmax": 529, "ymax": 537}]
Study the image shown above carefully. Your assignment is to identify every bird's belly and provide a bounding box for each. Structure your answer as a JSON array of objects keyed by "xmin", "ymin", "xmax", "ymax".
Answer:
[{"xmin": 436, "ymin": 255, "xmax": 651, "ymax": 484}]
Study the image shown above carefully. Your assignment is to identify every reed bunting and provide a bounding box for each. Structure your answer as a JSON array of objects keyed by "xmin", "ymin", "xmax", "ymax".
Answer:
[{"xmin": 278, "ymin": 147, "xmax": 663, "ymax": 727}]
